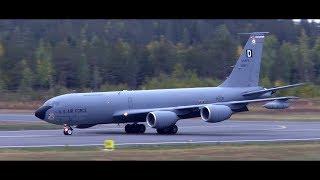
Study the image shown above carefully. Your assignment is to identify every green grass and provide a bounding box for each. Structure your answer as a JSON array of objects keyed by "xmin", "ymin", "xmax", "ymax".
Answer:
[{"xmin": 2, "ymin": 142, "xmax": 320, "ymax": 160}]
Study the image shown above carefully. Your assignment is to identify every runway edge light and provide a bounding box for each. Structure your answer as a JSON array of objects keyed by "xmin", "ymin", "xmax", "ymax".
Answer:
[{"xmin": 104, "ymin": 140, "xmax": 115, "ymax": 150}]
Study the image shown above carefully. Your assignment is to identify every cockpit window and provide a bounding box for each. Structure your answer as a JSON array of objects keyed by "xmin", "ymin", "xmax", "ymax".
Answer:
[
  {"xmin": 43, "ymin": 101, "xmax": 51, "ymax": 106},
  {"xmin": 43, "ymin": 100, "xmax": 60, "ymax": 107}
]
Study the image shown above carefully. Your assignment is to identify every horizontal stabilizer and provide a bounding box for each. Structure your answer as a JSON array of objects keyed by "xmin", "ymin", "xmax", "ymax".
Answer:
[{"xmin": 242, "ymin": 83, "xmax": 305, "ymax": 97}]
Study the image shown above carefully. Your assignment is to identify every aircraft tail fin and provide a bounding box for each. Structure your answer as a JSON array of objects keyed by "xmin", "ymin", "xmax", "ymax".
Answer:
[{"xmin": 219, "ymin": 32, "xmax": 269, "ymax": 87}]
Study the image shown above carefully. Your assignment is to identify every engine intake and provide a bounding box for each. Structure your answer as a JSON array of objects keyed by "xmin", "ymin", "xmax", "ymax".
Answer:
[
  {"xmin": 200, "ymin": 105, "xmax": 233, "ymax": 123},
  {"xmin": 146, "ymin": 111, "xmax": 179, "ymax": 129}
]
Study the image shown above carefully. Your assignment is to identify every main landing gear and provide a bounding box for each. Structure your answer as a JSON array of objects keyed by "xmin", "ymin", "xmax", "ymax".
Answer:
[
  {"xmin": 125, "ymin": 124, "xmax": 146, "ymax": 134},
  {"xmin": 63, "ymin": 125, "xmax": 73, "ymax": 135},
  {"xmin": 156, "ymin": 125, "xmax": 178, "ymax": 135}
]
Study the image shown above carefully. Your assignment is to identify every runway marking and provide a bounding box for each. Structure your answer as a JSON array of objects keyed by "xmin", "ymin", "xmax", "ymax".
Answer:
[
  {"xmin": 0, "ymin": 125, "xmax": 257, "ymax": 133},
  {"xmin": 0, "ymin": 125, "xmax": 287, "ymax": 137},
  {"xmin": 115, "ymin": 137, "xmax": 320, "ymax": 146},
  {"xmin": 0, "ymin": 135, "xmax": 56, "ymax": 138},
  {"xmin": 179, "ymin": 125, "xmax": 287, "ymax": 131},
  {"xmin": 1, "ymin": 137, "xmax": 320, "ymax": 148},
  {"xmin": 259, "ymin": 125, "xmax": 287, "ymax": 131},
  {"xmin": 270, "ymin": 128, "xmax": 320, "ymax": 132}
]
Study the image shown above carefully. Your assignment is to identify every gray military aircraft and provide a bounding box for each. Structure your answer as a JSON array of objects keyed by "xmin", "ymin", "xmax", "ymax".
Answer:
[{"xmin": 35, "ymin": 32, "xmax": 304, "ymax": 135}]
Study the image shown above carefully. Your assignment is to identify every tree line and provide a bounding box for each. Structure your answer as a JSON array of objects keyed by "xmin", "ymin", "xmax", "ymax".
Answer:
[{"xmin": 0, "ymin": 19, "xmax": 319, "ymax": 101}]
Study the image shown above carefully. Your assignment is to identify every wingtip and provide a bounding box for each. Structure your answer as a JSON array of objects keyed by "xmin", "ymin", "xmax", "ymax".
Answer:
[
  {"xmin": 297, "ymin": 83, "xmax": 306, "ymax": 86},
  {"xmin": 288, "ymin": 96, "xmax": 300, "ymax": 99}
]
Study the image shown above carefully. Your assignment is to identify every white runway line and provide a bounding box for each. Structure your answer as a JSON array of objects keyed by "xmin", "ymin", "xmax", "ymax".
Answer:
[{"xmin": 115, "ymin": 137, "xmax": 320, "ymax": 146}]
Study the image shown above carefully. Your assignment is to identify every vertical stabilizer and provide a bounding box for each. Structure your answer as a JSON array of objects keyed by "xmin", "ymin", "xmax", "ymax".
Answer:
[{"xmin": 219, "ymin": 32, "xmax": 269, "ymax": 87}]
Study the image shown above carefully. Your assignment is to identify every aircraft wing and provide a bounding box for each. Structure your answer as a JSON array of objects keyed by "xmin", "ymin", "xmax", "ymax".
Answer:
[
  {"xmin": 112, "ymin": 96, "xmax": 299, "ymax": 121},
  {"xmin": 113, "ymin": 105, "xmax": 200, "ymax": 118},
  {"xmin": 242, "ymin": 83, "xmax": 304, "ymax": 97},
  {"xmin": 215, "ymin": 96, "xmax": 299, "ymax": 105}
]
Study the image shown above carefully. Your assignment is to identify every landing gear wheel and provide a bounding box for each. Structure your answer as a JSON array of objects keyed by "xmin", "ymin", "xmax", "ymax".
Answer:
[
  {"xmin": 138, "ymin": 124, "xmax": 146, "ymax": 133},
  {"xmin": 125, "ymin": 124, "xmax": 146, "ymax": 134},
  {"xmin": 162, "ymin": 127, "xmax": 170, "ymax": 134},
  {"xmin": 157, "ymin": 128, "xmax": 164, "ymax": 134},
  {"xmin": 170, "ymin": 125, "xmax": 178, "ymax": 134},
  {"xmin": 63, "ymin": 125, "xmax": 73, "ymax": 135},
  {"xmin": 125, "ymin": 124, "xmax": 132, "ymax": 133},
  {"xmin": 157, "ymin": 125, "xmax": 178, "ymax": 135}
]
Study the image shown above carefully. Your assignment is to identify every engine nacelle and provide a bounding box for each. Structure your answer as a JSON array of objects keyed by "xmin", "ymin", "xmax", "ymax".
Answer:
[
  {"xmin": 263, "ymin": 100, "xmax": 291, "ymax": 109},
  {"xmin": 146, "ymin": 111, "xmax": 179, "ymax": 129},
  {"xmin": 200, "ymin": 105, "xmax": 233, "ymax": 123}
]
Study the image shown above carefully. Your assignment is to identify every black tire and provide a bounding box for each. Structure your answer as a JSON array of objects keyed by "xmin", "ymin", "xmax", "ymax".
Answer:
[
  {"xmin": 67, "ymin": 129, "xmax": 73, "ymax": 135},
  {"xmin": 157, "ymin": 128, "xmax": 164, "ymax": 134},
  {"xmin": 138, "ymin": 124, "xmax": 146, "ymax": 133},
  {"xmin": 162, "ymin": 127, "xmax": 171, "ymax": 134},
  {"xmin": 170, "ymin": 125, "xmax": 178, "ymax": 134},
  {"xmin": 63, "ymin": 128, "xmax": 72, "ymax": 135},
  {"xmin": 125, "ymin": 124, "xmax": 131, "ymax": 134}
]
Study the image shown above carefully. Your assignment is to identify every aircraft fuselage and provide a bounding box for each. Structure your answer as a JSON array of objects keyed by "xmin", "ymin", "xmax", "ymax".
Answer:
[{"xmin": 39, "ymin": 86, "xmax": 262, "ymax": 126}]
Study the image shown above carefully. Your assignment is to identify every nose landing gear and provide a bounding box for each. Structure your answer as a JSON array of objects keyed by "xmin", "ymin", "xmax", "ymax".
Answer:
[{"xmin": 63, "ymin": 125, "xmax": 73, "ymax": 135}]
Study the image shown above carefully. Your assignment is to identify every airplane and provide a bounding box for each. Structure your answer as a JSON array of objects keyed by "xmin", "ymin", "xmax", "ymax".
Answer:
[{"xmin": 35, "ymin": 32, "xmax": 304, "ymax": 135}]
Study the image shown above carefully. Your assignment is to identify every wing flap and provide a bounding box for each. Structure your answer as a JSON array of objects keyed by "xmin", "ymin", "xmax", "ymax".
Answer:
[
  {"xmin": 216, "ymin": 96, "xmax": 299, "ymax": 105},
  {"xmin": 242, "ymin": 83, "xmax": 304, "ymax": 96}
]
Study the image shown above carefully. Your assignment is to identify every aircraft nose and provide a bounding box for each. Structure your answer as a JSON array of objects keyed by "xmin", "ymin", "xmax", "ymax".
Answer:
[{"xmin": 35, "ymin": 106, "xmax": 53, "ymax": 120}]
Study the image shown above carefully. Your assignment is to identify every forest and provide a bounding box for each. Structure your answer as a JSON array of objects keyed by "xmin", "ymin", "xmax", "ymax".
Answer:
[{"xmin": 0, "ymin": 19, "xmax": 319, "ymax": 101}]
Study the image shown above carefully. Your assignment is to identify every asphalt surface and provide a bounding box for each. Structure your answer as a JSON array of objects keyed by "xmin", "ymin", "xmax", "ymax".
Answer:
[
  {"xmin": 0, "ymin": 113, "xmax": 39, "ymax": 122},
  {"xmin": 0, "ymin": 113, "xmax": 320, "ymax": 148}
]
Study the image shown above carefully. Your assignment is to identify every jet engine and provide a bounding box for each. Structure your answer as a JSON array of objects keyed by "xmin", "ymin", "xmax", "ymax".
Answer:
[
  {"xmin": 146, "ymin": 111, "xmax": 179, "ymax": 129},
  {"xmin": 263, "ymin": 100, "xmax": 291, "ymax": 109},
  {"xmin": 200, "ymin": 105, "xmax": 233, "ymax": 123}
]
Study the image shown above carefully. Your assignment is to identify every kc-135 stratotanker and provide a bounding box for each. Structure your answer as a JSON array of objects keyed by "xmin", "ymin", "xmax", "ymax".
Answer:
[{"xmin": 35, "ymin": 32, "xmax": 304, "ymax": 135}]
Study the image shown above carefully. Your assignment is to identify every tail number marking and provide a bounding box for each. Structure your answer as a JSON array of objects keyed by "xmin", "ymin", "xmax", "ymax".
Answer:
[{"xmin": 246, "ymin": 49, "xmax": 252, "ymax": 58}]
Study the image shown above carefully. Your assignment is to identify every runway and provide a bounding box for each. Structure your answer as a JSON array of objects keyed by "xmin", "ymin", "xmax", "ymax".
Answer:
[
  {"xmin": 1, "ymin": 115, "xmax": 320, "ymax": 148},
  {"xmin": 0, "ymin": 113, "xmax": 39, "ymax": 122}
]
